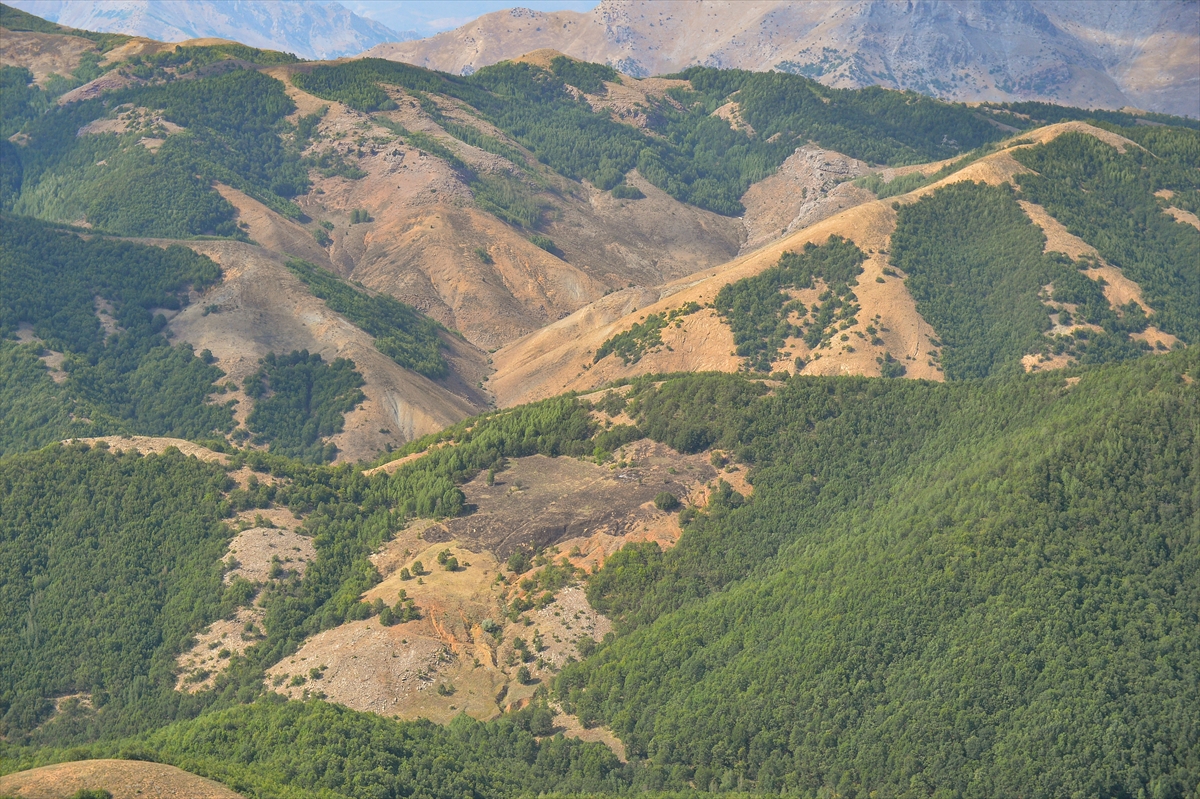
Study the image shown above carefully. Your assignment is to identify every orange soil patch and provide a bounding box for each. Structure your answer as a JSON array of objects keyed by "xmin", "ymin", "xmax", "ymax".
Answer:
[
  {"xmin": 0, "ymin": 759, "xmax": 243, "ymax": 799},
  {"xmin": 213, "ymin": 183, "xmax": 332, "ymax": 266}
]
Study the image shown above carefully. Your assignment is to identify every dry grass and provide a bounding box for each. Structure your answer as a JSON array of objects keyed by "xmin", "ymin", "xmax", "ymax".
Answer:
[{"xmin": 0, "ymin": 759, "xmax": 243, "ymax": 799}]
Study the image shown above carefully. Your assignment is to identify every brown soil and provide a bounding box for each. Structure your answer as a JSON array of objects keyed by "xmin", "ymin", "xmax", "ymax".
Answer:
[
  {"xmin": 0, "ymin": 28, "xmax": 94, "ymax": 85},
  {"xmin": 155, "ymin": 239, "xmax": 488, "ymax": 461},
  {"xmin": 0, "ymin": 760, "xmax": 243, "ymax": 799}
]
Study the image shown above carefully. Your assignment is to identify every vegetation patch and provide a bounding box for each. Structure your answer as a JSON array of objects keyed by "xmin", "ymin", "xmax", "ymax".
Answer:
[
  {"xmin": 1011, "ymin": 129, "xmax": 1200, "ymax": 344},
  {"xmin": 0, "ymin": 443, "xmax": 236, "ymax": 739},
  {"xmin": 594, "ymin": 303, "xmax": 701, "ymax": 365},
  {"xmin": 890, "ymin": 181, "xmax": 1151, "ymax": 379},
  {"xmin": 0, "ymin": 216, "xmax": 233, "ymax": 452},
  {"xmin": 8, "ymin": 67, "xmax": 307, "ymax": 236},
  {"xmin": 285, "ymin": 259, "xmax": 449, "ymax": 379},
  {"xmin": 245, "ymin": 350, "xmax": 365, "ymax": 463},
  {"xmin": 714, "ymin": 236, "xmax": 866, "ymax": 372}
]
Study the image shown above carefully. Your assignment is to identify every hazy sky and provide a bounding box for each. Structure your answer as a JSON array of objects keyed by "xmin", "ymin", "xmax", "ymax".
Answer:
[{"xmin": 339, "ymin": 1, "xmax": 600, "ymax": 37}]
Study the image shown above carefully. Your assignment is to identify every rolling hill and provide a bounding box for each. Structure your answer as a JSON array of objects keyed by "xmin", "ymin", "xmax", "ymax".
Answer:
[{"xmin": 1, "ymin": 6, "xmax": 1197, "ymax": 798}]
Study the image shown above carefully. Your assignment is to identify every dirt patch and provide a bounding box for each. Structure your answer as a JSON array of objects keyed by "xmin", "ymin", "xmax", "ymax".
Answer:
[
  {"xmin": 489, "ymin": 196, "xmax": 944, "ymax": 406},
  {"xmin": 66, "ymin": 436, "xmax": 229, "ymax": 464},
  {"xmin": 213, "ymin": 183, "xmax": 332, "ymax": 266},
  {"xmin": 1163, "ymin": 206, "xmax": 1200, "ymax": 231},
  {"xmin": 175, "ymin": 606, "xmax": 265, "ymax": 693},
  {"xmin": 15, "ymin": 324, "xmax": 67, "ymax": 382},
  {"xmin": 0, "ymin": 29, "xmax": 94, "ymax": 85},
  {"xmin": 550, "ymin": 701, "xmax": 627, "ymax": 761},
  {"xmin": 0, "ymin": 759, "xmax": 243, "ymax": 799},
  {"xmin": 176, "ymin": 509, "xmax": 312, "ymax": 691},
  {"xmin": 435, "ymin": 444, "xmax": 719, "ymax": 560},
  {"xmin": 224, "ymin": 526, "xmax": 314, "ymax": 584},
  {"xmin": 740, "ymin": 145, "xmax": 873, "ymax": 254}
]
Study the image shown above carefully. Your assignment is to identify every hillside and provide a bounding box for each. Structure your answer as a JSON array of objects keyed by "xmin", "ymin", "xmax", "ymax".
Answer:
[
  {"xmin": 489, "ymin": 120, "xmax": 1197, "ymax": 405},
  {"xmin": 1, "ymin": 9, "xmax": 1198, "ymax": 798},
  {"xmin": 0, "ymin": 758, "xmax": 244, "ymax": 798},
  {"xmin": 365, "ymin": 0, "xmax": 1200, "ymax": 118},
  {"xmin": 2, "ymin": 351, "xmax": 1196, "ymax": 798},
  {"xmin": 2, "ymin": 7, "xmax": 1196, "ymax": 457}
]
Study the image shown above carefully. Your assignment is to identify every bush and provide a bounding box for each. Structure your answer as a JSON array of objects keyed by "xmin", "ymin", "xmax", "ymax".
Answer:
[
  {"xmin": 611, "ymin": 183, "xmax": 645, "ymax": 199},
  {"xmin": 654, "ymin": 492, "xmax": 681, "ymax": 511}
]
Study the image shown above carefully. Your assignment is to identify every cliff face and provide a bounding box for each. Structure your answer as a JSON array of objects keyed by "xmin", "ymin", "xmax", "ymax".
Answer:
[{"xmin": 364, "ymin": 0, "xmax": 1199, "ymax": 118}]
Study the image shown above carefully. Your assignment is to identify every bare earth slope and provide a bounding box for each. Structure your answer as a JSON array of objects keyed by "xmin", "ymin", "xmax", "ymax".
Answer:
[
  {"xmin": 156, "ymin": 238, "xmax": 489, "ymax": 461},
  {"xmin": 0, "ymin": 759, "xmax": 243, "ymax": 799},
  {"xmin": 365, "ymin": 0, "xmax": 1200, "ymax": 118},
  {"xmin": 488, "ymin": 122, "xmax": 1175, "ymax": 407},
  {"xmin": 272, "ymin": 69, "xmax": 745, "ymax": 349}
]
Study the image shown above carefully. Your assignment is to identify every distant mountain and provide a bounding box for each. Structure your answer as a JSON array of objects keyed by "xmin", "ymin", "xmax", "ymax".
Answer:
[
  {"xmin": 364, "ymin": 0, "xmax": 1200, "ymax": 118},
  {"xmin": 7, "ymin": 0, "xmax": 417, "ymax": 60}
]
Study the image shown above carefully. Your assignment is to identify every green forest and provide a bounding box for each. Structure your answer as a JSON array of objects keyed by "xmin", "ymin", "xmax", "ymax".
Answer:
[
  {"xmin": 890, "ymin": 181, "xmax": 1150, "ymax": 379},
  {"xmin": 0, "ymin": 216, "xmax": 234, "ymax": 451},
  {"xmin": 244, "ymin": 350, "xmax": 365, "ymax": 463},
  {"xmin": 3, "ymin": 351, "xmax": 1196, "ymax": 798}
]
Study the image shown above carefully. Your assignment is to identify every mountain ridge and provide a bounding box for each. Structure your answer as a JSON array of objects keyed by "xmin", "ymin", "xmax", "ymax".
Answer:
[
  {"xmin": 364, "ymin": 0, "xmax": 1200, "ymax": 118},
  {"xmin": 8, "ymin": 0, "xmax": 417, "ymax": 60}
]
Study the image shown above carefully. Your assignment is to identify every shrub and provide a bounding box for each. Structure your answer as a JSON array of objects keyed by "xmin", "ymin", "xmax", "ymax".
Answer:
[{"xmin": 654, "ymin": 492, "xmax": 681, "ymax": 511}]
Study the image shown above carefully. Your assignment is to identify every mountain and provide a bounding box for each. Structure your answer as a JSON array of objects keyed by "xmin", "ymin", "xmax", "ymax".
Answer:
[
  {"xmin": 1, "ymin": 9, "xmax": 1199, "ymax": 797},
  {"xmin": 364, "ymin": 0, "xmax": 1200, "ymax": 118},
  {"xmin": 7, "ymin": 0, "xmax": 416, "ymax": 60}
]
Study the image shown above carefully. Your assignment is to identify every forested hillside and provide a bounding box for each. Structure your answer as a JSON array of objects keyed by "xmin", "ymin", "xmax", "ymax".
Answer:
[
  {"xmin": 1, "ymin": 7, "xmax": 1198, "ymax": 798},
  {"xmin": 4, "ymin": 351, "xmax": 1196, "ymax": 798}
]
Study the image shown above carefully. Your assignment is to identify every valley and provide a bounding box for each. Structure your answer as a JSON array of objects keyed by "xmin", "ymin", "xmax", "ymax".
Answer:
[{"xmin": 0, "ymin": 4, "xmax": 1197, "ymax": 798}]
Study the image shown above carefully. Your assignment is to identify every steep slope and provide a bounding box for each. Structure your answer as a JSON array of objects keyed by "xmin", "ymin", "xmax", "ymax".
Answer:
[
  {"xmin": 274, "ymin": 68, "xmax": 744, "ymax": 348},
  {"xmin": 366, "ymin": 0, "xmax": 1200, "ymax": 118},
  {"xmin": 489, "ymin": 121, "xmax": 1192, "ymax": 406},
  {"xmin": 161, "ymin": 239, "xmax": 489, "ymax": 462},
  {"xmin": 9, "ymin": 0, "xmax": 413, "ymax": 60}
]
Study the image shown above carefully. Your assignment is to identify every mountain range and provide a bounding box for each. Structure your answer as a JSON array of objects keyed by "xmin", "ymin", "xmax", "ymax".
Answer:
[
  {"xmin": 8, "ymin": 0, "xmax": 417, "ymax": 59},
  {"xmin": 367, "ymin": 0, "xmax": 1200, "ymax": 118},
  {"xmin": 1, "ymin": 3, "xmax": 1198, "ymax": 797}
]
